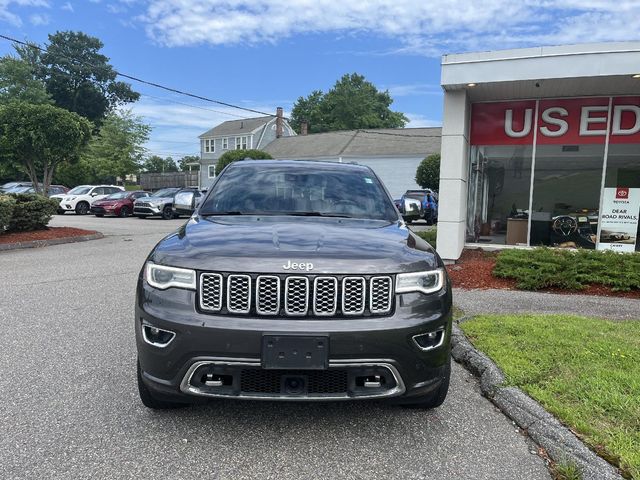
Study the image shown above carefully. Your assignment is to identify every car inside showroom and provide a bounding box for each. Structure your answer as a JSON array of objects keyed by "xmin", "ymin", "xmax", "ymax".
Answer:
[{"xmin": 437, "ymin": 42, "xmax": 640, "ymax": 261}]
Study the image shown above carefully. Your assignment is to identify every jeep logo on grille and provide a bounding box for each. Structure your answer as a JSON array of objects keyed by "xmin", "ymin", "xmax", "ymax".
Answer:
[{"xmin": 283, "ymin": 260, "xmax": 314, "ymax": 271}]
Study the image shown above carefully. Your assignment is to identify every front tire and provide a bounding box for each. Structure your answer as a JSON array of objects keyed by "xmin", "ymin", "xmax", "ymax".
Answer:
[
  {"xmin": 161, "ymin": 205, "xmax": 173, "ymax": 220},
  {"xmin": 75, "ymin": 201, "xmax": 89, "ymax": 215},
  {"xmin": 402, "ymin": 356, "xmax": 451, "ymax": 409},
  {"xmin": 137, "ymin": 361, "xmax": 186, "ymax": 410},
  {"xmin": 119, "ymin": 206, "xmax": 130, "ymax": 218}
]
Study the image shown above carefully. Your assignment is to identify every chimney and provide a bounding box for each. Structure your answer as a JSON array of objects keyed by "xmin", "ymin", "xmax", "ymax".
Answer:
[
  {"xmin": 300, "ymin": 120, "xmax": 308, "ymax": 136},
  {"xmin": 276, "ymin": 107, "xmax": 283, "ymax": 138}
]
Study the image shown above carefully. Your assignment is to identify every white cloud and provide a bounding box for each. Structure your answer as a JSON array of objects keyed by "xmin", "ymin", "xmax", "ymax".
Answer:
[
  {"xmin": 404, "ymin": 113, "xmax": 441, "ymax": 128},
  {"xmin": 61, "ymin": 1, "xmax": 73, "ymax": 11},
  {"xmin": 135, "ymin": 0, "xmax": 640, "ymax": 53},
  {"xmin": 28, "ymin": 11, "xmax": 48, "ymax": 24},
  {"xmin": 0, "ymin": 0, "xmax": 48, "ymax": 26}
]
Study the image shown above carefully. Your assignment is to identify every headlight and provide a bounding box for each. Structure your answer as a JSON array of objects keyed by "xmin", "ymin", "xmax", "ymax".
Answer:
[
  {"xmin": 145, "ymin": 262, "xmax": 196, "ymax": 290},
  {"xmin": 396, "ymin": 268, "xmax": 445, "ymax": 295},
  {"xmin": 69, "ymin": 196, "xmax": 76, "ymax": 200}
]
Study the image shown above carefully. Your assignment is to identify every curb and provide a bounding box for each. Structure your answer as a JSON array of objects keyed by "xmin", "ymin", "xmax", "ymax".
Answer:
[
  {"xmin": 0, "ymin": 232, "xmax": 104, "ymax": 252},
  {"xmin": 451, "ymin": 319, "xmax": 623, "ymax": 480}
]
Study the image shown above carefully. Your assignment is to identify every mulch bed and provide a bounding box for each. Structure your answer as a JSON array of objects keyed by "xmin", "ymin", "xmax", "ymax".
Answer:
[
  {"xmin": 0, "ymin": 227, "xmax": 99, "ymax": 245},
  {"xmin": 447, "ymin": 249, "xmax": 640, "ymax": 299}
]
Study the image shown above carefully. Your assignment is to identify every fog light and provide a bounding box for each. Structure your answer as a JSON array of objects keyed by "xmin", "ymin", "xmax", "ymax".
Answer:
[
  {"xmin": 413, "ymin": 328, "xmax": 445, "ymax": 351},
  {"xmin": 142, "ymin": 324, "xmax": 176, "ymax": 347}
]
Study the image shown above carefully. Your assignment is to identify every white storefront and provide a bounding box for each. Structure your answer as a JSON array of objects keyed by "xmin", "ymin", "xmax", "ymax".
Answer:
[{"xmin": 437, "ymin": 42, "xmax": 640, "ymax": 261}]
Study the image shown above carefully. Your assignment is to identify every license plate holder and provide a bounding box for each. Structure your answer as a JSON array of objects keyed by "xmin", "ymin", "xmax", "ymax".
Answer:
[{"xmin": 262, "ymin": 335, "xmax": 329, "ymax": 370}]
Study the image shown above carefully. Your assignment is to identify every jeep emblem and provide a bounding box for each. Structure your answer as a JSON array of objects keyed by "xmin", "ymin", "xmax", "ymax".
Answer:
[{"xmin": 283, "ymin": 260, "xmax": 314, "ymax": 271}]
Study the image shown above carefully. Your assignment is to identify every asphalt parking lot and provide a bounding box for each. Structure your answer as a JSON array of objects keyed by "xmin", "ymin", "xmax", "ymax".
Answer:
[{"xmin": 0, "ymin": 215, "xmax": 551, "ymax": 480}]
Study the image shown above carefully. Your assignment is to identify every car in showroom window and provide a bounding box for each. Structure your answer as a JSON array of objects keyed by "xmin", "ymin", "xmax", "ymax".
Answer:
[{"xmin": 135, "ymin": 160, "xmax": 452, "ymax": 409}]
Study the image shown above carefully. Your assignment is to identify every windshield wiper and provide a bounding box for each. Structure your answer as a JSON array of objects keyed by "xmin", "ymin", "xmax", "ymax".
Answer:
[{"xmin": 285, "ymin": 212, "xmax": 353, "ymax": 218}]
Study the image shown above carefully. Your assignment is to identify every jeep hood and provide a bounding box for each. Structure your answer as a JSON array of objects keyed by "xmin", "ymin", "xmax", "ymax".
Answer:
[{"xmin": 150, "ymin": 216, "xmax": 440, "ymax": 274}]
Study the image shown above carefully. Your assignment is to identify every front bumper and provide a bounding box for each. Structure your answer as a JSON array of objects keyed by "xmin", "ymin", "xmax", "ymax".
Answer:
[
  {"xmin": 90, "ymin": 205, "xmax": 116, "ymax": 215},
  {"xmin": 134, "ymin": 205, "xmax": 161, "ymax": 216},
  {"xmin": 136, "ymin": 277, "xmax": 452, "ymax": 402},
  {"xmin": 60, "ymin": 202, "xmax": 76, "ymax": 211}
]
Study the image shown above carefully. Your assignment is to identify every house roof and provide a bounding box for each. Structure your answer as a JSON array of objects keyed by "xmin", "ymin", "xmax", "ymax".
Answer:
[
  {"xmin": 199, "ymin": 116, "xmax": 275, "ymax": 138},
  {"xmin": 263, "ymin": 127, "xmax": 441, "ymax": 159}
]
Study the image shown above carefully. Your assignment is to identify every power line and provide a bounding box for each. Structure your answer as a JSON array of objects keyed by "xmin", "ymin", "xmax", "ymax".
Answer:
[
  {"xmin": 139, "ymin": 92, "xmax": 248, "ymax": 119},
  {"xmin": 0, "ymin": 33, "xmax": 278, "ymax": 119}
]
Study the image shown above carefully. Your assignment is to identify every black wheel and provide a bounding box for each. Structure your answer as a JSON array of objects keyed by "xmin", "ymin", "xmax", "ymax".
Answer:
[
  {"xmin": 161, "ymin": 205, "xmax": 173, "ymax": 220},
  {"xmin": 137, "ymin": 360, "xmax": 186, "ymax": 410},
  {"xmin": 75, "ymin": 201, "xmax": 89, "ymax": 215},
  {"xmin": 56, "ymin": 209, "xmax": 65, "ymax": 215},
  {"xmin": 118, "ymin": 205, "xmax": 130, "ymax": 218},
  {"xmin": 402, "ymin": 356, "xmax": 451, "ymax": 409}
]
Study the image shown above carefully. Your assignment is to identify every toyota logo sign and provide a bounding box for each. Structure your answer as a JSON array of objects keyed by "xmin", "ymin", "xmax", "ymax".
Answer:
[{"xmin": 616, "ymin": 188, "xmax": 629, "ymax": 199}]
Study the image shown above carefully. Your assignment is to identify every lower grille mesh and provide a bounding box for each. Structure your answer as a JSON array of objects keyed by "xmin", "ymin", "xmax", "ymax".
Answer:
[{"xmin": 240, "ymin": 369, "xmax": 348, "ymax": 394}]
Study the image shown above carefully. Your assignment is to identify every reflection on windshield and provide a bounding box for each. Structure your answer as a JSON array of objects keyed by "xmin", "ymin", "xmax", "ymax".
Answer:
[
  {"xmin": 199, "ymin": 164, "xmax": 398, "ymax": 221},
  {"xmin": 151, "ymin": 188, "xmax": 178, "ymax": 197},
  {"xmin": 68, "ymin": 186, "xmax": 91, "ymax": 195}
]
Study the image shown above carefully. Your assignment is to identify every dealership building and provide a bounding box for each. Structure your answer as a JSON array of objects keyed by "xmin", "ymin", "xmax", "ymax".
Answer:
[{"xmin": 437, "ymin": 42, "xmax": 640, "ymax": 261}]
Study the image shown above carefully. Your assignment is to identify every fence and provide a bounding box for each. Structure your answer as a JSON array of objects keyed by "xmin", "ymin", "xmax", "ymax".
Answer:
[{"xmin": 140, "ymin": 172, "xmax": 199, "ymax": 191}]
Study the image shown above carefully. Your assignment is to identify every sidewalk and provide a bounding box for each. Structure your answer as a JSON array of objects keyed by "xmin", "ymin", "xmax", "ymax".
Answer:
[{"xmin": 454, "ymin": 288, "xmax": 640, "ymax": 320}]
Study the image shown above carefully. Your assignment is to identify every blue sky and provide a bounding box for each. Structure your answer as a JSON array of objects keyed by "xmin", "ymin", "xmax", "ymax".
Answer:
[{"xmin": 1, "ymin": 0, "xmax": 639, "ymax": 159}]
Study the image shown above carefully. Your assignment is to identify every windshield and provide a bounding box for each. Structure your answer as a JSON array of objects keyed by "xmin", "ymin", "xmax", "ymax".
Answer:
[
  {"xmin": 105, "ymin": 191, "xmax": 129, "ymax": 200},
  {"xmin": 150, "ymin": 188, "xmax": 179, "ymax": 198},
  {"xmin": 68, "ymin": 186, "xmax": 91, "ymax": 195},
  {"xmin": 199, "ymin": 163, "xmax": 398, "ymax": 221}
]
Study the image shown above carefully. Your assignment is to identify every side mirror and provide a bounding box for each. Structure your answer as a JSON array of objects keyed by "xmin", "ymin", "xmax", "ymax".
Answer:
[
  {"xmin": 403, "ymin": 198, "xmax": 422, "ymax": 216},
  {"xmin": 90, "ymin": 192, "xmax": 98, "ymax": 196}
]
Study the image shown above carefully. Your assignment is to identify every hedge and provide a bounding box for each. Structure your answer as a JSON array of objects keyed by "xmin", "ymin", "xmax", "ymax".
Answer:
[
  {"xmin": 0, "ymin": 194, "xmax": 16, "ymax": 232},
  {"xmin": 6, "ymin": 193, "xmax": 58, "ymax": 232},
  {"xmin": 493, "ymin": 247, "xmax": 640, "ymax": 291},
  {"xmin": 415, "ymin": 228, "xmax": 437, "ymax": 249}
]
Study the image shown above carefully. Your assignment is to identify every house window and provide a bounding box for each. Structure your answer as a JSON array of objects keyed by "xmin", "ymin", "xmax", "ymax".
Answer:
[
  {"xmin": 235, "ymin": 136, "xmax": 248, "ymax": 150},
  {"xmin": 204, "ymin": 139, "xmax": 215, "ymax": 153},
  {"xmin": 208, "ymin": 165, "xmax": 216, "ymax": 178},
  {"xmin": 222, "ymin": 137, "xmax": 228, "ymax": 150}
]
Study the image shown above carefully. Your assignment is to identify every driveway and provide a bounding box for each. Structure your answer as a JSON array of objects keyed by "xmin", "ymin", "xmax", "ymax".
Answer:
[{"xmin": 0, "ymin": 215, "xmax": 550, "ymax": 480}]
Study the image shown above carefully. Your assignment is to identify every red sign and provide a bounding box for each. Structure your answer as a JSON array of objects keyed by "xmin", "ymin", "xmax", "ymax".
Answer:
[
  {"xmin": 470, "ymin": 96, "xmax": 640, "ymax": 145},
  {"xmin": 616, "ymin": 188, "xmax": 630, "ymax": 199}
]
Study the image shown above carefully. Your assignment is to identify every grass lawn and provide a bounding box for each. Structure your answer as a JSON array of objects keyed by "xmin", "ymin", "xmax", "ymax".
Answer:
[{"xmin": 460, "ymin": 314, "xmax": 640, "ymax": 479}]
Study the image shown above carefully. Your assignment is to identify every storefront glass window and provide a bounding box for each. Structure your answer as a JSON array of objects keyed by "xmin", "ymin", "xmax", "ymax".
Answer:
[
  {"xmin": 529, "ymin": 144, "xmax": 605, "ymax": 248},
  {"xmin": 467, "ymin": 96, "xmax": 640, "ymax": 249},
  {"xmin": 467, "ymin": 145, "xmax": 532, "ymax": 245}
]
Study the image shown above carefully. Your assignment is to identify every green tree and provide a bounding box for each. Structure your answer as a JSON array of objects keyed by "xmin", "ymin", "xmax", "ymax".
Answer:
[
  {"xmin": 143, "ymin": 155, "xmax": 179, "ymax": 173},
  {"xmin": 24, "ymin": 31, "xmax": 139, "ymax": 125},
  {"xmin": 215, "ymin": 149, "xmax": 272, "ymax": 173},
  {"xmin": 0, "ymin": 102, "xmax": 91, "ymax": 194},
  {"xmin": 290, "ymin": 73, "xmax": 408, "ymax": 134},
  {"xmin": 179, "ymin": 155, "xmax": 200, "ymax": 171},
  {"xmin": 85, "ymin": 110, "xmax": 150, "ymax": 181},
  {"xmin": 0, "ymin": 56, "xmax": 51, "ymax": 105},
  {"xmin": 415, "ymin": 153, "xmax": 441, "ymax": 191}
]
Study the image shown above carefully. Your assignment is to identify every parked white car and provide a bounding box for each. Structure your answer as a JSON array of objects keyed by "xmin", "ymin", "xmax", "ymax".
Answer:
[{"xmin": 53, "ymin": 185, "xmax": 124, "ymax": 215}]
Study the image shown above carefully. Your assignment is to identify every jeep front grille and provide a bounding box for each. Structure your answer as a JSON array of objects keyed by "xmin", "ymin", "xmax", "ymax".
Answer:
[{"xmin": 199, "ymin": 273, "xmax": 393, "ymax": 317}]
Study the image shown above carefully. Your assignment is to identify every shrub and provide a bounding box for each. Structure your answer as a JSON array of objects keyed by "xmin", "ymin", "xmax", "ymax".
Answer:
[
  {"xmin": 215, "ymin": 149, "xmax": 273, "ymax": 174},
  {"xmin": 415, "ymin": 228, "xmax": 437, "ymax": 249},
  {"xmin": 0, "ymin": 194, "xmax": 16, "ymax": 232},
  {"xmin": 415, "ymin": 153, "xmax": 440, "ymax": 191},
  {"xmin": 494, "ymin": 247, "xmax": 640, "ymax": 291},
  {"xmin": 8, "ymin": 193, "xmax": 58, "ymax": 232}
]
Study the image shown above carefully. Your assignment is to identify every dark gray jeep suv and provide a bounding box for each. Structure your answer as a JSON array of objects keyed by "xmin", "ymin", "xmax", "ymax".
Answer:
[{"xmin": 136, "ymin": 160, "xmax": 452, "ymax": 408}]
